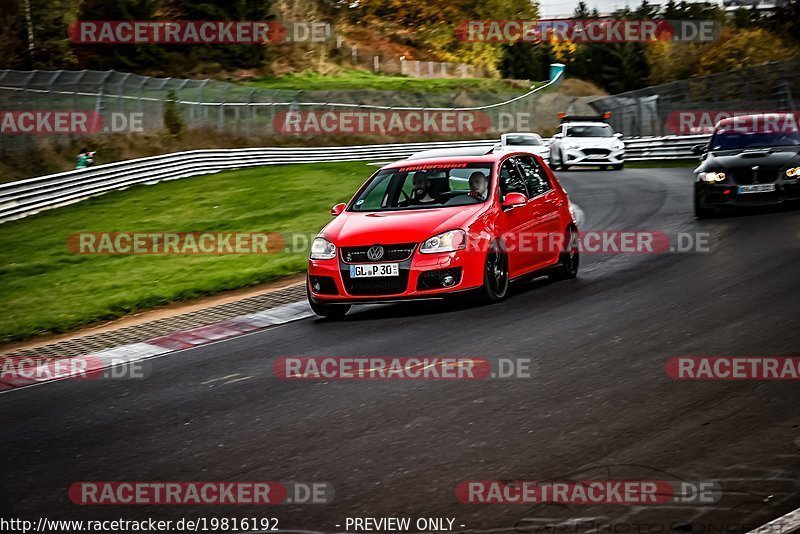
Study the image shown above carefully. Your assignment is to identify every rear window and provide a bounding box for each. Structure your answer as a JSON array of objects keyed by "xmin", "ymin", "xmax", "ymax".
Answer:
[{"xmin": 505, "ymin": 135, "xmax": 541, "ymax": 146}]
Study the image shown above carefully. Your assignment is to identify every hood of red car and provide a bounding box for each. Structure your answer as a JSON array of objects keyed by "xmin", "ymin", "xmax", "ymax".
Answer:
[{"xmin": 321, "ymin": 205, "xmax": 486, "ymax": 246}]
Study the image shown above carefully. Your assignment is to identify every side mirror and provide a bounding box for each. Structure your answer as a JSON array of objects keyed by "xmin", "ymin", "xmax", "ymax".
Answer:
[
  {"xmin": 330, "ymin": 203, "xmax": 346, "ymax": 216},
  {"xmin": 692, "ymin": 144, "xmax": 705, "ymax": 156},
  {"xmin": 501, "ymin": 192, "xmax": 527, "ymax": 209},
  {"xmin": 553, "ymin": 133, "xmax": 564, "ymax": 139},
  {"xmin": 614, "ymin": 132, "xmax": 623, "ymax": 138}
]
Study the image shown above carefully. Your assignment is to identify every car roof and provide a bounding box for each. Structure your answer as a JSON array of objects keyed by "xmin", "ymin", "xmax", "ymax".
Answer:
[
  {"xmin": 502, "ymin": 132, "xmax": 542, "ymax": 137},
  {"xmin": 404, "ymin": 146, "xmax": 496, "ymax": 161},
  {"xmin": 715, "ymin": 113, "xmax": 796, "ymax": 128},
  {"xmin": 563, "ymin": 121, "xmax": 610, "ymax": 127}
]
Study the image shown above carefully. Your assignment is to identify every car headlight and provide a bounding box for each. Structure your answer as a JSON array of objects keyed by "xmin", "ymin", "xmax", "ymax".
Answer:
[
  {"xmin": 565, "ymin": 143, "xmax": 580, "ymax": 150},
  {"xmin": 419, "ymin": 230, "xmax": 467, "ymax": 254},
  {"xmin": 613, "ymin": 141, "xmax": 625, "ymax": 150},
  {"xmin": 699, "ymin": 171, "xmax": 726, "ymax": 183},
  {"xmin": 786, "ymin": 166, "xmax": 800, "ymax": 177},
  {"xmin": 310, "ymin": 237, "xmax": 336, "ymax": 260}
]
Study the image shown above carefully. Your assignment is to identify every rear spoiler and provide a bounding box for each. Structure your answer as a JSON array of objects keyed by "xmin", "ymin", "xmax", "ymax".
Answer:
[{"xmin": 558, "ymin": 112, "xmax": 611, "ymax": 123}]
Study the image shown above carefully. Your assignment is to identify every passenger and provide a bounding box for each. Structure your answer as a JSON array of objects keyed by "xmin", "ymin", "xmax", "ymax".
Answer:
[{"xmin": 468, "ymin": 171, "xmax": 489, "ymax": 200}]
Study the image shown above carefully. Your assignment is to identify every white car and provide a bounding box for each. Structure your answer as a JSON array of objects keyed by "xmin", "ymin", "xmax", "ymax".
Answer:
[
  {"xmin": 549, "ymin": 116, "xmax": 625, "ymax": 170},
  {"xmin": 495, "ymin": 132, "xmax": 549, "ymax": 159}
]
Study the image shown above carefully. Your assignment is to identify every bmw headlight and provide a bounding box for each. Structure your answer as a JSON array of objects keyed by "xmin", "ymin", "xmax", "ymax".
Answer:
[
  {"xmin": 786, "ymin": 166, "xmax": 800, "ymax": 177},
  {"xmin": 699, "ymin": 171, "xmax": 726, "ymax": 183},
  {"xmin": 419, "ymin": 230, "xmax": 467, "ymax": 254},
  {"xmin": 310, "ymin": 237, "xmax": 336, "ymax": 260}
]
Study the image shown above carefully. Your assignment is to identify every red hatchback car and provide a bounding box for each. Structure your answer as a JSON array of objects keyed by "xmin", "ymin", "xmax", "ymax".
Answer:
[{"xmin": 306, "ymin": 151, "xmax": 579, "ymax": 318}]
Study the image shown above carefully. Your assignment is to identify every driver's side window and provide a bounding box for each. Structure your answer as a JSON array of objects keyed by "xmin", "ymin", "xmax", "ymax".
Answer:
[{"xmin": 499, "ymin": 159, "xmax": 528, "ymax": 197}]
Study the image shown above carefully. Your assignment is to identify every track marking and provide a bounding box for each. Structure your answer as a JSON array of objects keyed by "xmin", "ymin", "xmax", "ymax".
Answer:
[
  {"xmin": 201, "ymin": 373, "xmax": 241, "ymax": 385},
  {"xmin": 222, "ymin": 376, "xmax": 252, "ymax": 386}
]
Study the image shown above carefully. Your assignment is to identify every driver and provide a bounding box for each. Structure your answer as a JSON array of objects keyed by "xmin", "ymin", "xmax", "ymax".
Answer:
[
  {"xmin": 468, "ymin": 171, "xmax": 489, "ymax": 200},
  {"xmin": 401, "ymin": 171, "xmax": 441, "ymax": 206}
]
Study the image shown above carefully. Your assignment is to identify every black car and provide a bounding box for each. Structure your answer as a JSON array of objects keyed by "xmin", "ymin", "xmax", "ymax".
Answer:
[{"xmin": 693, "ymin": 113, "xmax": 800, "ymax": 218}]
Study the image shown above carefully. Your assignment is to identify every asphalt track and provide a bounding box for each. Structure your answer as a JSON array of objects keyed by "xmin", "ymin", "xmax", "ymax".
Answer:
[{"xmin": 2, "ymin": 167, "xmax": 800, "ymax": 532}]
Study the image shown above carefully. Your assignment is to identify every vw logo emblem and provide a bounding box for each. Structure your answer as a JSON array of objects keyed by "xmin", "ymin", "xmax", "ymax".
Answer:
[{"xmin": 366, "ymin": 245, "xmax": 384, "ymax": 261}]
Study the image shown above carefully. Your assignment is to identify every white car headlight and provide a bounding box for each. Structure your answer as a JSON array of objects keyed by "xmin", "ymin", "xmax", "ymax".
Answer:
[
  {"xmin": 419, "ymin": 230, "xmax": 467, "ymax": 254},
  {"xmin": 699, "ymin": 171, "xmax": 726, "ymax": 183},
  {"xmin": 565, "ymin": 143, "xmax": 580, "ymax": 150},
  {"xmin": 613, "ymin": 141, "xmax": 625, "ymax": 150},
  {"xmin": 310, "ymin": 237, "xmax": 336, "ymax": 260}
]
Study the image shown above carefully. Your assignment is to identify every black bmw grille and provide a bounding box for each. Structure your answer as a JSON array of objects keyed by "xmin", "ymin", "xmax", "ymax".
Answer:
[
  {"xmin": 340, "ymin": 243, "xmax": 416, "ymax": 263},
  {"xmin": 729, "ymin": 166, "xmax": 781, "ymax": 185}
]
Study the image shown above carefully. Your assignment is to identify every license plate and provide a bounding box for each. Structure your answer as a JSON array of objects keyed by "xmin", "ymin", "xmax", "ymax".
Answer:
[
  {"xmin": 349, "ymin": 263, "xmax": 399, "ymax": 278},
  {"xmin": 738, "ymin": 184, "xmax": 776, "ymax": 194}
]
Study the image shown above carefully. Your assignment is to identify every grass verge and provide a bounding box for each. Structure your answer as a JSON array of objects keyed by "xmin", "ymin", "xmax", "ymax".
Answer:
[
  {"xmin": 0, "ymin": 161, "xmax": 370, "ymax": 343},
  {"xmin": 244, "ymin": 70, "xmax": 530, "ymax": 92}
]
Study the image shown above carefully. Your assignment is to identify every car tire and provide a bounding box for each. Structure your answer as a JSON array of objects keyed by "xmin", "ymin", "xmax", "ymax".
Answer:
[
  {"xmin": 307, "ymin": 284, "xmax": 351, "ymax": 319},
  {"xmin": 480, "ymin": 241, "xmax": 509, "ymax": 303},
  {"xmin": 548, "ymin": 226, "xmax": 580, "ymax": 281},
  {"xmin": 612, "ymin": 163, "xmax": 624, "ymax": 170},
  {"xmin": 694, "ymin": 196, "xmax": 715, "ymax": 219}
]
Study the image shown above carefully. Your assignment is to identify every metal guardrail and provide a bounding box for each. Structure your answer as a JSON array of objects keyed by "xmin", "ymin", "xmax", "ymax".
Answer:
[{"xmin": 0, "ymin": 134, "xmax": 709, "ymax": 225}]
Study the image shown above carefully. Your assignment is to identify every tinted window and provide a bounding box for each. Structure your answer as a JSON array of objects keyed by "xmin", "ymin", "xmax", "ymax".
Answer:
[
  {"xmin": 710, "ymin": 130, "xmax": 800, "ymax": 150},
  {"xmin": 499, "ymin": 159, "xmax": 528, "ymax": 197},
  {"xmin": 516, "ymin": 156, "xmax": 551, "ymax": 197},
  {"xmin": 506, "ymin": 135, "xmax": 541, "ymax": 146},
  {"xmin": 566, "ymin": 125, "xmax": 614, "ymax": 138}
]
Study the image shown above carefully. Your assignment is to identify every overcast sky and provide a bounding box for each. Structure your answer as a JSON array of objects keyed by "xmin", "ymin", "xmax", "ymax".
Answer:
[{"xmin": 538, "ymin": 0, "xmax": 721, "ymax": 17}]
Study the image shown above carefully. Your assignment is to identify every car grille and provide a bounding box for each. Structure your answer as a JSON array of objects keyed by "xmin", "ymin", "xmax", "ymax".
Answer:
[
  {"xmin": 340, "ymin": 243, "xmax": 416, "ymax": 263},
  {"xmin": 582, "ymin": 148, "xmax": 610, "ymax": 156},
  {"xmin": 729, "ymin": 166, "xmax": 781, "ymax": 185},
  {"xmin": 343, "ymin": 271, "xmax": 410, "ymax": 295}
]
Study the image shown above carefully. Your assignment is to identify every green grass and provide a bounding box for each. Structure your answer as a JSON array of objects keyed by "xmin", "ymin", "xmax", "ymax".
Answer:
[
  {"xmin": 244, "ymin": 70, "xmax": 530, "ymax": 93},
  {"xmin": 0, "ymin": 162, "xmax": 371, "ymax": 343}
]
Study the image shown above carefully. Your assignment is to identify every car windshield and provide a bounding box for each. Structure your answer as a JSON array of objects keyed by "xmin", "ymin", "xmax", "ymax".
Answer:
[
  {"xmin": 506, "ymin": 135, "xmax": 540, "ymax": 146},
  {"xmin": 566, "ymin": 124, "xmax": 614, "ymax": 137},
  {"xmin": 350, "ymin": 163, "xmax": 493, "ymax": 211},
  {"xmin": 710, "ymin": 129, "xmax": 800, "ymax": 150}
]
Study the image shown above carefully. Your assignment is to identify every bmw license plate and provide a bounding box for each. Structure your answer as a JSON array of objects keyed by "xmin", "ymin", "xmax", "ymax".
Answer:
[
  {"xmin": 738, "ymin": 184, "xmax": 776, "ymax": 194},
  {"xmin": 349, "ymin": 263, "xmax": 399, "ymax": 278}
]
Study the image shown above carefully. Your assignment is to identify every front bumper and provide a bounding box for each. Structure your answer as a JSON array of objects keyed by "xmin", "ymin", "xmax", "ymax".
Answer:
[
  {"xmin": 563, "ymin": 148, "xmax": 625, "ymax": 166},
  {"xmin": 695, "ymin": 180, "xmax": 800, "ymax": 207},
  {"xmin": 307, "ymin": 248, "xmax": 484, "ymax": 303}
]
